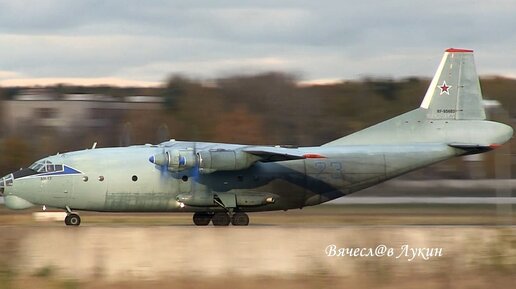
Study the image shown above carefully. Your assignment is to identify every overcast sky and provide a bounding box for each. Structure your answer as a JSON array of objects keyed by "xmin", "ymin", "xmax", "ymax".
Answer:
[{"xmin": 1, "ymin": 0, "xmax": 515, "ymax": 86}]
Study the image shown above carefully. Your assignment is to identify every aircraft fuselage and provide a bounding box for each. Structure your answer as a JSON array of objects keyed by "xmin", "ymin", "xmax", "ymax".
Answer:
[{"xmin": 2, "ymin": 140, "xmax": 463, "ymax": 213}]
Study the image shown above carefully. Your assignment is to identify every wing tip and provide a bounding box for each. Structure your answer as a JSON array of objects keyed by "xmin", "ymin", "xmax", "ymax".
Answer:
[{"xmin": 445, "ymin": 48, "xmax": 474, "ymax": 53}]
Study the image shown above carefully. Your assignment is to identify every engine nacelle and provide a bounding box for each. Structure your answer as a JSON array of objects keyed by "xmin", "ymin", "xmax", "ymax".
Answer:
[
  {"xmin": 168, "ymin": 149, "xmax": 196, "ymax": 170},
  {"xmin": 198, "ymin": 150, "xmax": 260, "ymax": 173},
  {"xmin": 150, "ymin": 149, "xmax": 261, "ymax": 173},
  {"xmin": 149, "ymin": 149, "xmax": 197, "ymax": 171}
]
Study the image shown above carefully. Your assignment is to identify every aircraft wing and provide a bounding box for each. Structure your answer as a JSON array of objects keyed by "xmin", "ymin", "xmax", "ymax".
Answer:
[{"xmin": 243, "ymin": 146, "xmax": 325, "ymax": 162}]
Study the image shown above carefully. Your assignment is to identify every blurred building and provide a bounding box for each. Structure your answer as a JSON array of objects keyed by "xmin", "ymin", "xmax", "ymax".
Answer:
[{"xmin": 1, "ymin": 89, "xmax": 164, "ymax": 137}]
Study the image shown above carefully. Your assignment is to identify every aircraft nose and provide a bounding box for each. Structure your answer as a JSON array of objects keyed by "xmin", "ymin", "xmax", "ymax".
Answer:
[
  {"xmin": 0, "ymin": 173, "xmax": 35, "ymax": 210},
  {"xmin": 0, "ymin": 174, "xmax": 13, "ymax": 196},
  {"xmin": 4, "ymin": 195, "xmax": 35, "ymax": 210}
]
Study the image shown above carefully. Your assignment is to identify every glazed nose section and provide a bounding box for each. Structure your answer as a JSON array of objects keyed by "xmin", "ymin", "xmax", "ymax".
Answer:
[
  {"xmin": 1, "ymin": 173, "xmax": 35, "ymax": 210},
  {"xmin": 0, "ymin": 174, "xmax": 13, "ymax": 196}
]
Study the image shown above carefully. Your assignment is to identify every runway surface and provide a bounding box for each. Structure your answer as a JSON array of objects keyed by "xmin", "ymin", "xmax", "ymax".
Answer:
[
  {"xmin": 0, "ymin": 224, "xmax": 513, "ymax": 281},
  {"xmin": 0, "ymin": 204, "xmax": 514, "ymax": 289}
]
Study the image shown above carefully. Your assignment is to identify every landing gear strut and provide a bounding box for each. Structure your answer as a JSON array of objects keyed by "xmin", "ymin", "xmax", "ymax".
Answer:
[{"xmin": 64, "ymin": 206, "xmax": 81, "ymax": 226}]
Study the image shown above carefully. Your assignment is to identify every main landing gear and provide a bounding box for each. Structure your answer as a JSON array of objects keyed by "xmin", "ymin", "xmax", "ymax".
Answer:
[
  {"xmin": 231, "ymin": 212, "xmax": 249, "ymax": 226},
  {"xmin": 192, "ymin": 211, "xmax": 249, "ymax": 226},
  {"xmin": 64, "ymin": 206, "xmax": 81, "ymax": 226}
]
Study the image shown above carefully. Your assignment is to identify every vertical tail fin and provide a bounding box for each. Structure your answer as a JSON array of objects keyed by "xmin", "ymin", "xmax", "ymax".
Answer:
[
  {"xmin": 323, "ymin": 48, "xmax": 496, "ymax": 147},
  {"xmin": 420, "ymin": 48, "xmax": 486, "ymax": 120}
]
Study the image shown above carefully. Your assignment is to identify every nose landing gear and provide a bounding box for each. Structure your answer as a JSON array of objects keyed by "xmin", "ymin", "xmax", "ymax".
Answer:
[
  {"xmin": 64, "ymin": 213, "xmax": 81, "ymax": 226},
  {"xmin": 64, "ymin": 206, "xmax": 81, "ymax": 226}
]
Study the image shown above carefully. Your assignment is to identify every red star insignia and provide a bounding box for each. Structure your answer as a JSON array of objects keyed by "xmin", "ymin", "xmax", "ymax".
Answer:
[{"xmin": 438, "ymin": 81, "xmax": 451, "ymax": 95}]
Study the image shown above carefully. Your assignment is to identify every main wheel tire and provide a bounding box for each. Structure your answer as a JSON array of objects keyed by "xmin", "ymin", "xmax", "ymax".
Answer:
[
  {"xmin": 211, "ymin": 212, "xmax": 230, "ymax": 226},
  {"xmin": 231, "ymin": 212, "xmax": 249, "ymax": 226},
  {"xmin": 193, "ymin": 212, "xmax": 212, "ymax": 226},
  {"xmin": 67, "ymin": 214, "xmax": 81, "ymax": 226}
]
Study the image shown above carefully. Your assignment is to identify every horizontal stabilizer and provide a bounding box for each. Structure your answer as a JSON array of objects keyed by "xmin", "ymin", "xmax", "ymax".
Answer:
[
  {"xmin": 447, "ymin": 142, "xmax": 498, "ymax": 154},
  {"xmin": 448, "ymin": 143, "xmax": 486, "ymax": 148}
]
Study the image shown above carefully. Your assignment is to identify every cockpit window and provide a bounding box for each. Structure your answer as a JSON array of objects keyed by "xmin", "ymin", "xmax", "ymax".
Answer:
[
  {"xmin": 29, "ymin": 163, "xmax": 42, "ymax": 172},
  {"xmin": 29, "ymin": 160, "xmax": 64, "ymax": 173}
]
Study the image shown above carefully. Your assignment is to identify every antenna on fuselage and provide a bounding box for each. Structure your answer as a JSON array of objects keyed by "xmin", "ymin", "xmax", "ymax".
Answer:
[{"xmin": 91, "ymin": 142, "xmax": 97, "ymax": 149}]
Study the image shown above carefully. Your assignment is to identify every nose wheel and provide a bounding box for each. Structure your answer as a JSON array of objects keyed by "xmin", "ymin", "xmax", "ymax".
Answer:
[
  {"xmin": 64, "ymin": 207, "xmax": 81, "ymax": 226},
  {"xmin": 65, "ymin": 213, "xmax": 81, "ymax": 226}
]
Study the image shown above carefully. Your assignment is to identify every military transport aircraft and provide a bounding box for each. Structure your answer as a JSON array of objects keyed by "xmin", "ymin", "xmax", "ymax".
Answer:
[{"xmin": 0, "ymin": 48, "xmax": 513, "ymax": 226}]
